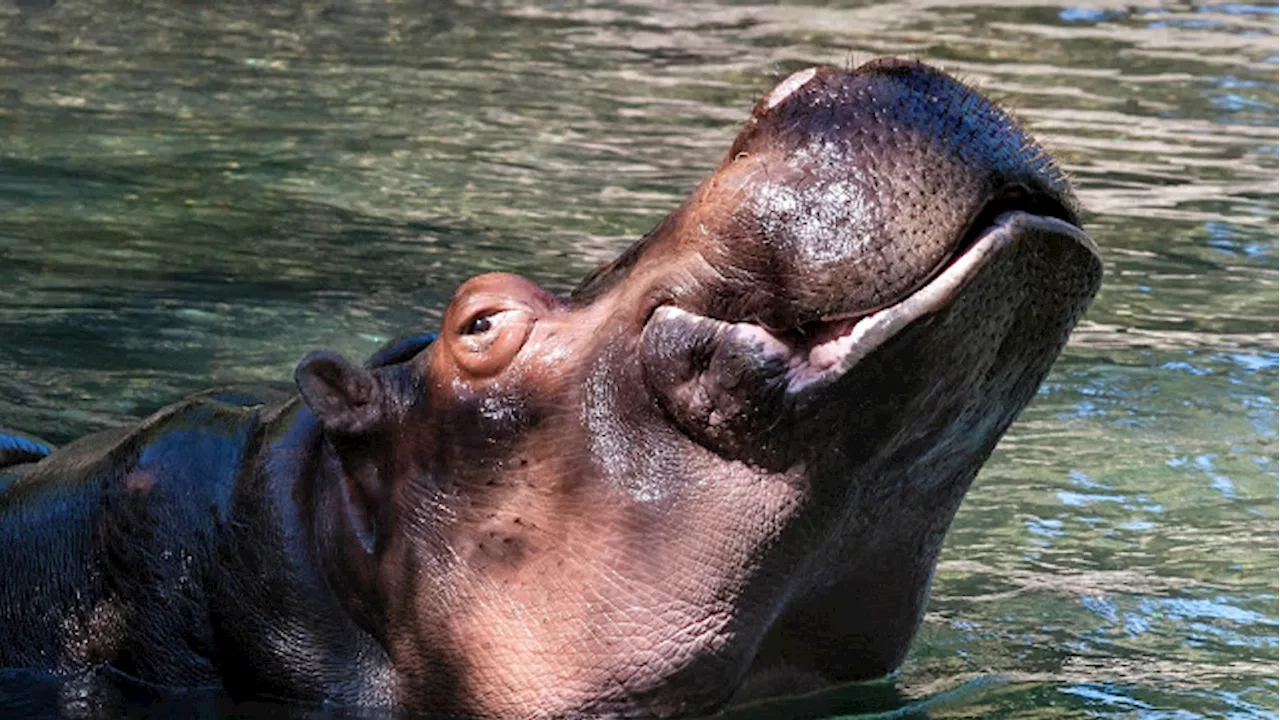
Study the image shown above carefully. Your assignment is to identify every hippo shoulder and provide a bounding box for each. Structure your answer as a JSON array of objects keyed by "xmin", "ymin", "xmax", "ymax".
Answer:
[{"xmin": 0, "ymin": 395, "xmax": 284, "ymax": 681}]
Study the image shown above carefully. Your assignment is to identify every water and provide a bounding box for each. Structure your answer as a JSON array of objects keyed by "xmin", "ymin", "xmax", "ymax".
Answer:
[{"xmin": 0, "ymin": 1, "xmax": 1274, "ymax": 718}]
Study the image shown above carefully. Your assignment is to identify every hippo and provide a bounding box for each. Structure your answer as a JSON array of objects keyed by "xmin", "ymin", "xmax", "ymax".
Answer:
[{"xmin": 0, "ymin": 59, "xmax": 1101, "ymax": 719}]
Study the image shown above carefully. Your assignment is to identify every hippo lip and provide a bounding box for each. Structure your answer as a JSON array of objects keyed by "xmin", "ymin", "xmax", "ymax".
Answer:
[{"xmin": 649, "ymin": 210, "xmax": 1099, "ymax": 394}]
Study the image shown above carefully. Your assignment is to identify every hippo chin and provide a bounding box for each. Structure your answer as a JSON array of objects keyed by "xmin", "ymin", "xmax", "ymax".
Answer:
[{"xmin": 0, "ymin": 59, "xmax": 1101, "ymax": 718}]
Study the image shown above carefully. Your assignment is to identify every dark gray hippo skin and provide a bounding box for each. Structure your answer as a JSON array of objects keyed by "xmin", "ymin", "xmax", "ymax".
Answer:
[{"xmin": 0, "ymin": 59, "xmax": 1102, "ymax": 719}]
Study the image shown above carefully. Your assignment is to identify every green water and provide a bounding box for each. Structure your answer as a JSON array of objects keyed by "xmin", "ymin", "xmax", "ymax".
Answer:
[{"xmin": 0, "ymin": 1, "xmax": 1275, "ymax": 718}]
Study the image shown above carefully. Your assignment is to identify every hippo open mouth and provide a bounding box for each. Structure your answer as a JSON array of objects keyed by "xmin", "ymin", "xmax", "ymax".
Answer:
[
  {"xmin": 645, "ymin": 210, "xmax": 1095, "ymax": 395},
  {"xmin": 0, "ymin": 58, "xmax": 1101, "ymax": 720}
]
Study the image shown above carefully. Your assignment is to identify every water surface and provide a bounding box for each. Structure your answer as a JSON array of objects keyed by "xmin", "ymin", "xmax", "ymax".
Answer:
[{"xmin": 0, "ymin": 1, "xmax": 1275, "ymax": 718}]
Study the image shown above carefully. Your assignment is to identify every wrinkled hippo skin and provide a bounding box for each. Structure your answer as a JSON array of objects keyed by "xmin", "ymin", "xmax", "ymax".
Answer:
[{"xmin": 0, "ymin": 59, "xmax": 1101, "ymax": 719}]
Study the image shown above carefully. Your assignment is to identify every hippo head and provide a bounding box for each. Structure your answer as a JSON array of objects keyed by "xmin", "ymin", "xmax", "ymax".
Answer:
[{"xmin": 295, "ymin": 59, "xmax": 1101, "ymax": 718}]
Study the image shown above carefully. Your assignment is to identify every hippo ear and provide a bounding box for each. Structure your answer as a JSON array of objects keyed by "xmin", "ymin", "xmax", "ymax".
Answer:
[{"xmin": 295, "ymin": 351, "xmax": 385, "ymax": 435}]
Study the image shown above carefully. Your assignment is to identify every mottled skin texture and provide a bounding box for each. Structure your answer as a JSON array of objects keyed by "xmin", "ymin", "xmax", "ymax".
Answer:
[{"xmin": 0, "ymin": 59, "xmax": 1101, "ymax": 719}]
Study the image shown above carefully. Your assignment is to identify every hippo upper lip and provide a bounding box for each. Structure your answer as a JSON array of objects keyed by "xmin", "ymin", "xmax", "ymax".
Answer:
[
  {"xmin": 650, "ymin": 209, "xmax": 1098, "ymax": 394},
  {"xmin": 785, "ymin": 210, "xmax": 1096, "ymax": 390},
  {"xmin": 865, "ymin": 184, "xmax": 1082, "ymax": 319},
  {"xmin": 801, "ymin": 184, "xmax": 1083, "ymax": 329}
]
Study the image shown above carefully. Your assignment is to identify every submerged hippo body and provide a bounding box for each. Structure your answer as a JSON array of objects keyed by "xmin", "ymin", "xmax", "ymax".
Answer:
[{"xmin": 0, "ymin": 60, "xmax": 1101, "ymax": 718}]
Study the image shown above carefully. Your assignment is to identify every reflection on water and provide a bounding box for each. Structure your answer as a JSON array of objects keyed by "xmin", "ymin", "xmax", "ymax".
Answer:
[{"xmin": 0, "ymin": 1, "xmax": 1275, "ymax": 718}]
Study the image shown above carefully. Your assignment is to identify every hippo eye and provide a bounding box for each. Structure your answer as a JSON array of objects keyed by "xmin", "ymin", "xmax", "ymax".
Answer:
[
  {"xmin": 465, "ymin": 315, "xmax": 493, "ymax": 336},
  {"xmin": 449, "ymin": 307, "xmax": 536, "ymax": 378},
  {"xmin": 443, "ymin": 274, "xmax": 548, "ymax": 378}
]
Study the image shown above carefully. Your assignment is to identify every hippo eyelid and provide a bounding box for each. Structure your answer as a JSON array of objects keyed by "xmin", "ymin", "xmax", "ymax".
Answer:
[
  {"xmin": 452, "ymin": 294, "xmax": 514, "ymax": 337},
  {"xmin": 456, "ymin": 306, "xmax": 522, "ymax": 341},
  {"xmin": 457, "ymin": 308, "xmax": 526, "ymax": 344}
]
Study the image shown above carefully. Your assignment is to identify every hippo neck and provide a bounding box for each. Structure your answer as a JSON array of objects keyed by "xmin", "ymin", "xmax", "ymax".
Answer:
[{"xmin": 201, "ymin": 401, "xmax": 396, "ymax": 706}]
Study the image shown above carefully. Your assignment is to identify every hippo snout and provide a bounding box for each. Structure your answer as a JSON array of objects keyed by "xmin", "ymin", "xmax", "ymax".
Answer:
[{"xmin": 577, "ymin": 59, "xmax": 1083, "ymax": 332}]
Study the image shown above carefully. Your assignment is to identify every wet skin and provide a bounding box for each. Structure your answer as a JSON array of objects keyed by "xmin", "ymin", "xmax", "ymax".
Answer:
[{"xmin": 0, "ymin": 59, "xmax": 1101, "ymax": 718}]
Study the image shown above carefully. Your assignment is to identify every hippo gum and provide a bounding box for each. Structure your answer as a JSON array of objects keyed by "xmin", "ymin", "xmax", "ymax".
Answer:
[{"xmin": 0, "ymin": 59, "xmax": 1101, "ymax": 718}]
